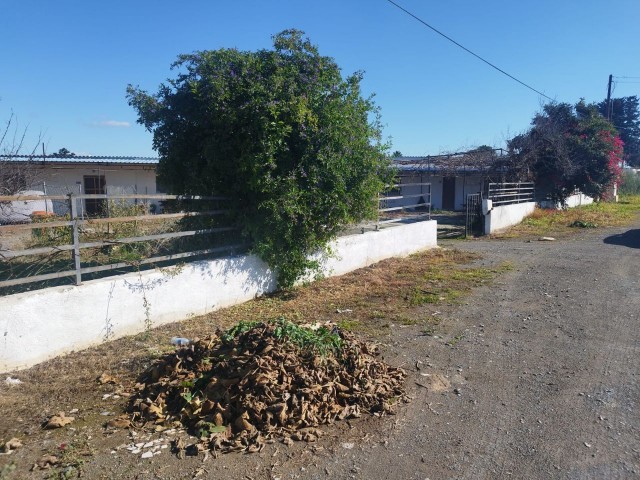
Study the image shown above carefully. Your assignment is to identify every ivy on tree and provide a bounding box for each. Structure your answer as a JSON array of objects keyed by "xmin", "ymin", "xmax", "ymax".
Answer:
[
  {"xmin": 508, "ymin": 101, "xmax": 623, "ymax": 203},
  {"xmin": 127, "ymin": 30, "xmax": 391, "ymax": 288}
]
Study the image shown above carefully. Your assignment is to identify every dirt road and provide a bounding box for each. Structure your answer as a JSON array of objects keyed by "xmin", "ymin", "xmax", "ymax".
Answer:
[
  {"xmin": 335, "ymin": 226, "xmax": 639, "ymax": 479},
  {"xmin": 269, "ymin": 224, "xmax": 640, "ymax": 479},
  {"xmin": 2, "ymin": 222, "xmax": 639, "ymax": 479}
]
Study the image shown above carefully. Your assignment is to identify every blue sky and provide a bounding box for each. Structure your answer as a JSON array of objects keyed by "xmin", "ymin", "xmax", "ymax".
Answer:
[{"xmin": 1, "ymin": 0, "xmax": 639, "ymax": 157}]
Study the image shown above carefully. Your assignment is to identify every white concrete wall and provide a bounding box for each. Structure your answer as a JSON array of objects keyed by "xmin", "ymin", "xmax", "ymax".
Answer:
[
  {"xmin": 0, "ymin": 220, "xmax": 437, "ymax": 373},
  {"xmin": 539, "ymin": 192, "xmax": 594, "ymax": 210},
  {"xmin": 484, "ymin": 201, "xmax": 536, "ymax": 235}
]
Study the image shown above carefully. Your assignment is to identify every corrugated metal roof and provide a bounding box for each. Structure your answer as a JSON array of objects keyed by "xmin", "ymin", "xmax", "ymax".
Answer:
[{"xmin": 0, "ymin": 154, "xmax": 159, "ymax": 165}]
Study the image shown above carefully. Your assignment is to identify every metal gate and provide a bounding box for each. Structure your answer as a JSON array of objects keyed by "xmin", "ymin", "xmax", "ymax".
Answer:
[{"xmin": 465, "ymin": 193, "xmax": 483, "ymax": 237}]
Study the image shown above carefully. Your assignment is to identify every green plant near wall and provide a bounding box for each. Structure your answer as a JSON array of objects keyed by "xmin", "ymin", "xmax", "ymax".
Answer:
[{"xmin": 127, "ymin": 29, "xmax": 393, "ymax": 288}]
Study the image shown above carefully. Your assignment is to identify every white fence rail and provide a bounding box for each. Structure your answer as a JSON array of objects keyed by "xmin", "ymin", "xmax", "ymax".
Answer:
[
  {"xmin": 377, "ymin": 181, "xmax": 431, "ymax": 227},
  {"xmin": 1, "ymin": 186, "xmax": 433, "ymax": 292},
  {"xmin": 487, "ymin": 182, "xmax": 535, "ymax": 206}
]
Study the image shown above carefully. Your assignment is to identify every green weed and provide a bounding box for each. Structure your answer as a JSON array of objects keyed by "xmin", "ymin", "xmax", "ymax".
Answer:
[
  {"xmin": 336, "ymin": 318, "xmax": 361, "ymax": 331},
  {"xmin": 223, "ymin": 318, "xmax": 342, "ymax": 356}
]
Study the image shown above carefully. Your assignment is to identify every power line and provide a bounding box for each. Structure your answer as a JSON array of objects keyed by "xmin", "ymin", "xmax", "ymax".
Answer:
[
  {"xmin": 614, "ymin": 76, "xmax": 640, "ymax": 79},
  {"xmin": 386, "ymin": 0, "xmax": 553, "ymax": 101}
]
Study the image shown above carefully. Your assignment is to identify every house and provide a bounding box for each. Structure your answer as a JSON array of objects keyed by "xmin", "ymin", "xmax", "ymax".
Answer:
[
  {"xmin": 0, "ymin": 155, "xmax": 159, "ymax": 216},
  {"xmin": 393, "ymin": 149, "xmax": 511, "ymax": 211}
]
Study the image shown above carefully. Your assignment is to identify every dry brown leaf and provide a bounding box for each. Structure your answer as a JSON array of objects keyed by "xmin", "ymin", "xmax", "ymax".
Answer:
[
  {"xmin": 126, "ymin": 321, "xmax": 408, "ymax": 455},
  {"xmin": 34, "ymin": 454, "xmax": 59, "ymax": 470},
  {"xmin": 44, "ymin": 412, "xmax": 74, "ymax": 429},
  {"xmin": 1, "ymin": 437, "xmax": 22, "ymax": 453},
  {"xmin": 106, "ymin": 415, "xmax": 131, "ymax": 429},
  {"xmin": 97, "ymin": 373, "xmax": 118, "ymax": 385}
]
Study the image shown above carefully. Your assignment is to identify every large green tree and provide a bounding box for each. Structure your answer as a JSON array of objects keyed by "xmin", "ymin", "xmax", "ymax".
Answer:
[
  {"xmin": 127, "ymin": 30, "xmax": 391, "ymax": 287},
  {"xmin": 597, "ymin": 96, "xmax": 640, "ymax": 166},
  {"xmin": 508, "ymin": 101, "xmax": 623, "ymax": 203}
]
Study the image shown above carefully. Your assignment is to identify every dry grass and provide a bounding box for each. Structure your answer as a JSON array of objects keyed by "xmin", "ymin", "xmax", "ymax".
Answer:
[
  {"xmin": 0, "ymin": 247, "xmax": 513, "ymax": 444},
  {"xmin": 493, "ymin": 195, "xmax": 640, "ymax": 239}
]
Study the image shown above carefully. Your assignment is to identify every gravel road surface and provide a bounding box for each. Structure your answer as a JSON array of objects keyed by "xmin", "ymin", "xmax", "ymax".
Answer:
[{"xmin": 323, "ymin": 224, "xmax": 640, "ymax": 480}]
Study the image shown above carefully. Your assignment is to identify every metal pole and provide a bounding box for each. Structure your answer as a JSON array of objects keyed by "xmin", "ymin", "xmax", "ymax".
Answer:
[
  {"xmin": 43, "ymin": 181, "xmax": 48, "ymax": 213},
  {"xmin": 69, "ymin": 194, "xmax": 82, "ymax": 285},
  {"xmin": 465, "ymin": 196, "xmax": 469, "ymax": 238},
  {"xmin": 605, "ymin": 74, "xmax": 613, "ymax": 121}
]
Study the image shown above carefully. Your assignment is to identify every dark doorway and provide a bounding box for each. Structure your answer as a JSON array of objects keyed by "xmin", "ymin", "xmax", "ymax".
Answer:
[
  {"xmin": 83, "ymin": 175, "xmax": 106, "ymax": 216},
  {"xmin": 442, "ymin": 177, "xmax": 456, "ymax": 210}
]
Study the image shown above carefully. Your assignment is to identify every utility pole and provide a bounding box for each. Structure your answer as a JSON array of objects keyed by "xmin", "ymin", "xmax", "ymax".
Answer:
[{"xmin": 606, "ymin": 74, "xmax": 613, "ymax": 121}]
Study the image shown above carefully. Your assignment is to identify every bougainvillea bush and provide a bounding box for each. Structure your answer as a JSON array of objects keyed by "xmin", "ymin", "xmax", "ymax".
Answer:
[{"xmin": 508, "ymin": 101, "xmax": 624, "ymax": 204}]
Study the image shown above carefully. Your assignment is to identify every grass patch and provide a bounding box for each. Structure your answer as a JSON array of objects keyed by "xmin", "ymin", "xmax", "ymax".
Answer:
[
  {"xmin": 407, "ymin": 261, "xmax": 514, "ymax": 307},
  {"xmin": 398, "ymin": 316, "xmax": 423, "ymax": 326},
  {"xmin": 336, "ymin": 318, "xmax": 361, "ymax": 331},
  {"xmin": 495, "ymin": 195, "xmax": 640, "ymax": 239}
]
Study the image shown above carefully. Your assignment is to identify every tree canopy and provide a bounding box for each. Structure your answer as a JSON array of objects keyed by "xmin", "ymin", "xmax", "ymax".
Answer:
[
  {"xmin": 597, "ymin": 96, "xmax": 640, "ymax": 166},
  {"xmin": 127, "ymin": 30, "xmax": 391, "ymax": 287},
  {"xmin": 50, "ymin": 147, "xmax": 75, "ymax": 157},
  {"xmin": 508, "ymin": 101, "xmax": 623, "ymax": 203}
]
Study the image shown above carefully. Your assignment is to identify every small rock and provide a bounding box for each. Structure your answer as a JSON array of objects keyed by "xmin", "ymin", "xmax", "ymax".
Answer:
[
  {"xmin": 538, "ymin": 237, "xmax": 555, "ymax": 241},
  {"xmin": 584, "ymin": 442, "xmax": 592, "ymax": 448},
  {"xmin": 5, "ymin": 376, "xmax": 22, "ymax": 387},
  {"xmin": 342, "ymin": 442, "xmax": 355, "ymax": 450},
  {"xmin": 141, "ymin": 451, "xmax": 153, "ymax": 459}
]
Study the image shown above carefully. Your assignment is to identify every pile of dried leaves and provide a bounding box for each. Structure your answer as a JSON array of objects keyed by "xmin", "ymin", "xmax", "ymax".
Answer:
[{"xmin": 128, "ymin": 318, "xmax": 407, "ymax": 453}]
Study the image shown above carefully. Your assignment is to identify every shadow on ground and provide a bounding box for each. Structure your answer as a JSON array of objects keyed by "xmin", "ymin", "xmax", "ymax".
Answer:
[
  {"xmin": 603, "ymin": 229, "xmax": 640, "ymax": 249},
  {"xmin": 432, "ymin": 211, "xmax": 466, "ymax": 239}
]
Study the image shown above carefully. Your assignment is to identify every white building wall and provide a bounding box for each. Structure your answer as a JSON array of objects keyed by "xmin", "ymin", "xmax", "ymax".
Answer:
[
  {"xmin": 457, "ymin": 177, "xmax": 484, "ymax": 210},
  {"xmin": 395, "ymin": 174, "xmax": 432, "ymax": 209},
  {"xmin": 398, "ymin": 174, "xmax": 484, "ymax": 211},
  {"xmin": 25, "ymin": 164, "xmax": 157, "ymax": 215},
  {"xmin": 31, "ymin": 165, "xmax": 157, "ymax": 195}
]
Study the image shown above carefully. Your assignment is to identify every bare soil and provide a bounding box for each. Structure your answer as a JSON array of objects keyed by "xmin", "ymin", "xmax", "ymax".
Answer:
[{"xmin": 1, "ymin": 220, "xmax": 639, "ymax": 479}]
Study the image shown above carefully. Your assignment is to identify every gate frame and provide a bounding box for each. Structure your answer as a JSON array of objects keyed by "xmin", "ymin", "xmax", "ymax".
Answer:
[{"xmin": 465, "ymin": 192, "xmax": 483, "ymax": 237}]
